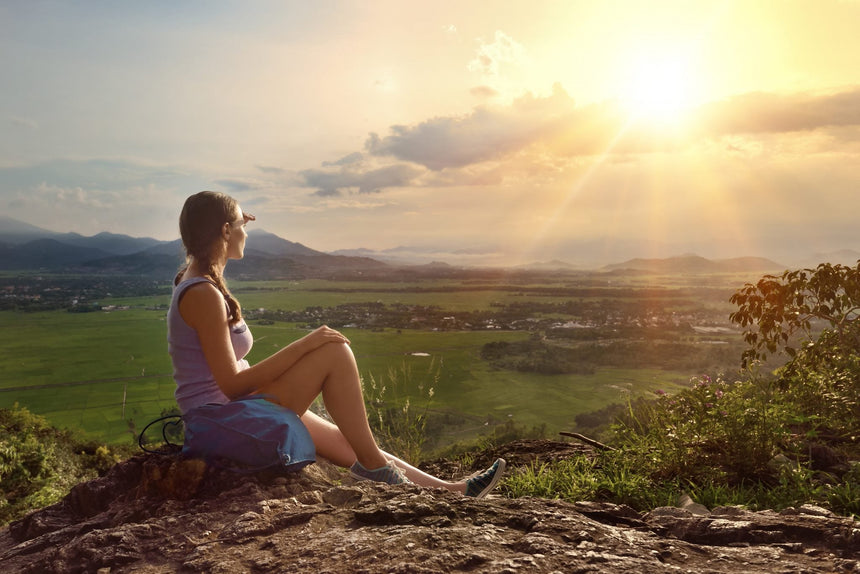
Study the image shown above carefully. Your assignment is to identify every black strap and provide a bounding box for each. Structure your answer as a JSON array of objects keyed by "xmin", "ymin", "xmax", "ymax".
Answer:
[{"xmin": 138, "ymin": 415, "xmax": 184, "ymax": 454}]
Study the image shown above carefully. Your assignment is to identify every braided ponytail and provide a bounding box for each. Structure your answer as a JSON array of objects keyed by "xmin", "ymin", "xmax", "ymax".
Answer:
[{"xmin": 177, "ymin": 191, "xmax": 244, "ymax": 326}]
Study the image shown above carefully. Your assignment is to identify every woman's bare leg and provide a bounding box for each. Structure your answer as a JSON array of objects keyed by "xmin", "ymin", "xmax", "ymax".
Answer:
[
  {"xmin": 258, "ymin": 342, "xmax": 387, "ymax": 470},
  {"xmin": 300, "ymin": 410, "xmax": 467, "ymax": 493}
]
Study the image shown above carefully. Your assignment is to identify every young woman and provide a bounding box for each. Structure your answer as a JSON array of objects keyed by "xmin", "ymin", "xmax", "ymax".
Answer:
[{"xmin": 167, "ymin": 191, "xmax": 504, "ymax": 496}]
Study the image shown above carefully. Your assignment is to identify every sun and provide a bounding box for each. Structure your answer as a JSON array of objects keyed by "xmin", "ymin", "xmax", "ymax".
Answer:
[{"xmin": 620, "ymin": 51, "xmax": 696, "ymax": 123}]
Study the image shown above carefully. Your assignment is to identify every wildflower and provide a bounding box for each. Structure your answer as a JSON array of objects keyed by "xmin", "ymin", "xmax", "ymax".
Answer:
[
  {"xmin": 715, "ymin": 389, "xmax": 724, "ymax": 399},
  {"xmin": 655, "ymin": 389, "xmax": 666, "ymax": 396}
]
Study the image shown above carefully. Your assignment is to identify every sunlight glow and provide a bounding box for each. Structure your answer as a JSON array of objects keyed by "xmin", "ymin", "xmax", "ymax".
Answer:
[{"xmin": 621, "ymin": 51, "xmax": 696, "ymax": 123}]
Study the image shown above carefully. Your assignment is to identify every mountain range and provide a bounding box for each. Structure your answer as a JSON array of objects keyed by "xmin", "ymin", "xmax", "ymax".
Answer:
[
  {"xmin": 1, "ymin": 216, "xmax": 857, "ymax": 278},
  {"xmin": 0, "ymin": 215, "xmax": 385, "ymax": 279},
  {"xmin": 601, "ymin": 254, "xmax": 788, "ymax": 274}
]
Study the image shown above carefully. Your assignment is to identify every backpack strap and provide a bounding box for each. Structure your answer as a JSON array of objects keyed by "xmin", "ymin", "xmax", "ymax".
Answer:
[{"xmin": 138, "ymin": 414, "xmax": 184, "ymax": 454}]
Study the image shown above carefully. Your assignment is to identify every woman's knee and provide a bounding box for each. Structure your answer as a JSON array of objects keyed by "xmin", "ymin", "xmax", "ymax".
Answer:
[{"xmin": 309, "ymin": 341, "xmax": 357, "ymax": 369}]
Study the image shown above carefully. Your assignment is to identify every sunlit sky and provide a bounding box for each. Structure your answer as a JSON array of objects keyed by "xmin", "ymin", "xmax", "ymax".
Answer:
[{"xmin": 2, "ymin": 0, "xmax": 859, "ymax": 266}]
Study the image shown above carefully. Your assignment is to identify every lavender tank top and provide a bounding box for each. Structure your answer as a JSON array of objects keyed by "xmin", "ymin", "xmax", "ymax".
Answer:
[{"xmin": 167, "ymin": 277, "xmax": 253, "ymax": 413}]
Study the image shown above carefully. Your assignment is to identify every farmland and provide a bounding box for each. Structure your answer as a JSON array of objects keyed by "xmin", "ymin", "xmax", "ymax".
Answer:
[{"xmin": 0, "ymin": 270, "xmax": 756, "ymax": 448}]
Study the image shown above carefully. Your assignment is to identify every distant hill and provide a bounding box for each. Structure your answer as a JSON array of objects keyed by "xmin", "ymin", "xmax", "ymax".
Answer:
[
  {"xmin": 0, "ymin": 239, "xmax": 113, "ymax": 270},
  {"xmin": 141, "ymin": 239, "xmax": 184, "ymax": 257},
  {"xmin": 245, "ymin": 230, "xmax": 324, "ymax": 258},
  {"xmin": 0, "ymin": 216, "xmax": 387, "ymax": 279},
  {"xmin": 52, "ymin": 231, "xmax": 162, "ymax": 256},
  {"xmin": 2, "ymin": 215, "xmax": 854, "ymax": 276},
  {"xmin": 517, "ymin": 259, "xmax": 580, "ymax": 271},
  {"xmin": 602, "ymin": 254, "xmax": 787, "ymax": 274},
  {"xmin": 0, "ymin": 216, "xmax": 57, "ymax": 244},
  {"xmin": 329, "ymin": 247, "xmax": 421, "ymax": 266},
  {"xmin": 329, "ymin": 247, "xmax": 379, "ymax": 258}
]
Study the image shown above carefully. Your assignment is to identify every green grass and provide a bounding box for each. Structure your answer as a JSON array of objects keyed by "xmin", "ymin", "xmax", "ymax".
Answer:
[
  {"xmin": 234, "ymin": 283, "xmax": 565, "ymax": 312},
  {"xmin": 0, "ymin": 278, "xmax": 709, "ymax": 446},
  {"xmin": 0, "ymin": 307, "xmax": 178, "ymax": 443},
  {"xmin": 0, "ymin": 308, "xmax": 173, "ymax": 387},
  {"xmin": 0, "ymin": 310, "xmax": 691, "ymax": 446}
]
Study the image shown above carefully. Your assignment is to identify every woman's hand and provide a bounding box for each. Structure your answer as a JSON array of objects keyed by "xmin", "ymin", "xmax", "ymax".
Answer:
[{"xmin": 299, "ymin": 325, "xmax": 351, "ymax": 352}]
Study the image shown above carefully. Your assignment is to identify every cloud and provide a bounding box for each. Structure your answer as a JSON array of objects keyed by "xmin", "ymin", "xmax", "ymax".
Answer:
[
  {"xmin": 360, "ymin": 84, "xmax": 860, "ymax": 175},
  {"xmin": 256, "ymin": 165, "xmax": 285, "ymax": 174},
  {"xmin": 363, "ymin": 85, "xmax": 619, "ymax": 170},
  {"xmin": 8, "ymin": 116, "xmax": 39, "ymax": 130},
  {"xmin": 470, "ymin": 85, "xmax": 499, "ymax": 99},
  {"xmin": 300, "ymin": 163, "xmax": 424, "ymax": 197},
  {"xmin": 0, "ymin": 158, "xmax": 193, "ymax": 191},
  {"xmin": 696, "ymin": 88, "xmax": 860, "ymax": 135},
  {"xmin": 322, "ymin": 152, "xmax": 364, "ymax": 167},
  {"xmin": 299, "ymin": 84, "xmax": 860, "ymax": 206},
  {"xmin": 215, "ymin": 179, "xmax": 254, "ymax": 192},
  {"xmin": 0, "ymin": 158, "xmax": 213, "ymax": 237},
  {"xmin": 467, "ymin": 31, "xmax": 525, "ymax": 77}
]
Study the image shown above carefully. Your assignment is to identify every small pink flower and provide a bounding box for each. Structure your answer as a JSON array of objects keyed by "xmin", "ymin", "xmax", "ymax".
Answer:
[{"xmin": 655, "ymin": 389, "xmax": 666, "ymax": 396}]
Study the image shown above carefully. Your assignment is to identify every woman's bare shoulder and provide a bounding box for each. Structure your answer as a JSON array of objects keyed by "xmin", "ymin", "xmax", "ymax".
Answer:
[{"xmin": 178, "ymin": 279, "xmax": 226, "ymax": 324}]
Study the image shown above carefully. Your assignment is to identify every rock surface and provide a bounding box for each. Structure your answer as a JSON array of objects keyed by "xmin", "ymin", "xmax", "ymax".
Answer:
[{"xmin": 1, "ymin": 440, "xmax": 858, "ymax": 573}]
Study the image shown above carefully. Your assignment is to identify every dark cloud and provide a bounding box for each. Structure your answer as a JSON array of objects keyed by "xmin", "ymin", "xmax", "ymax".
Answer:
[{"xmin": 300, "ymin": 163, "xmax": 424, "ymax": 197}]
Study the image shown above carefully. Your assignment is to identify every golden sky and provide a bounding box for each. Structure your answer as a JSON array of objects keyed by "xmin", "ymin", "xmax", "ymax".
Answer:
[{"xmin": 2, "ymin": 1, "xmax": 859, "ymax": 266}]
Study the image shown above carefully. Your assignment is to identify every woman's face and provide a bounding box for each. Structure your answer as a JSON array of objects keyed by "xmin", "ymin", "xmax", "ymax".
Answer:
[{"xmin": 225, "ymin": 206, "xmax": 254, "ymax": 260}]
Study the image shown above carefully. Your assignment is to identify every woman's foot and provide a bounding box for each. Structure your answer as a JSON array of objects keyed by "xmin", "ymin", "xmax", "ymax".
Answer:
[
  {"xmin": 350, "ymin": 460, "xmax": 411, "ymax": 485},
  {"xmin": 465, "ymin": 458, "xmax": 506, "ymax": 498}
]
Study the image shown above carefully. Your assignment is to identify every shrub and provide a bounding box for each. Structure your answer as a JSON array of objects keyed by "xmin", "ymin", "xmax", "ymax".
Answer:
[
  {"xmin": 613, "ymin": 373, "xmax": 793, "ymax": 484},
  {"xmin": 363, "ymin": 360, "xmax": 437, "ymax": 465},
  {"xmin": 0, "ymin": 404, "xmax": 128, "ymax": 525},
  {"xmin": 0, "ymin": 405, "xmax": 56, "ymax": 509},
  {"xmin": 503, "ymin": 263, "xmax": 860, "ymax": 517},
  {"xmin": 730, "ymin": 262, "xmax": 860, "ymax": 367},
  {"xmin": 731, "ymin": 261, "xmax": 860, "ymax": 447}
]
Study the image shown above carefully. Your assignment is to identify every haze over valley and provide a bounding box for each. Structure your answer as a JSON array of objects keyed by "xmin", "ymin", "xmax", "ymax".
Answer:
[{"xmin": 2, "ymin": 215, "xmax": 857, "ymax": 275}]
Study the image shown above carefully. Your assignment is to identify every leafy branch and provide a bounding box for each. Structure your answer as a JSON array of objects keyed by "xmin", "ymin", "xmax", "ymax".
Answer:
[{"xmin": 729, "ymin": 262, "xmax": 860, "ymax": 367}]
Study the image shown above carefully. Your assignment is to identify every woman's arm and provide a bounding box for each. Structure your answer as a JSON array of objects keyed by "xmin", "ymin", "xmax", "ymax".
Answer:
[{"xmin": 179, "ymin": 282, "xmax": 349, "ymax": 399}]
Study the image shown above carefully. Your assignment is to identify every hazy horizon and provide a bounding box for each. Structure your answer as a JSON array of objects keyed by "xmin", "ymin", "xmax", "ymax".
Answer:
[
  {"xmin": 2, "ymin": 1, "xmax": 859, "ymax": 267},
  {"xmin": 5, "ymin": 212, "xmax": 858, "ymax": 270}
]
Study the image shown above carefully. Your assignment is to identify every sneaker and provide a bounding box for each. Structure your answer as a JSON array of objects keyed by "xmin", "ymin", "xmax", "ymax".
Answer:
[
  {"xmin": 350, "ymin": 460, "xmax": 411, "ymax": 485},
  {"xmin": 465, "ymin": 458, "xmax": 506, "ymax": 498}
]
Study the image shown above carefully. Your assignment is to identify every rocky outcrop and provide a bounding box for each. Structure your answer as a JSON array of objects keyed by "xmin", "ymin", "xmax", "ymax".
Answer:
[{"xmin": 1, "ymin": 440, "xmax": 858, "ymax": 573}]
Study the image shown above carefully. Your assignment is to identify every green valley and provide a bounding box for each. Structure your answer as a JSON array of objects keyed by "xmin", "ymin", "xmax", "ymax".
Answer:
[{"xmin": 0, "ymin": 270, "xmax": 752, "ymax": 448}]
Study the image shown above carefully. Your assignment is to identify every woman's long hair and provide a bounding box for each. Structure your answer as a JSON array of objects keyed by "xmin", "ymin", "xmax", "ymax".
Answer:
[{"xmin": 176, "ymin": 191, "xmax": 243, "ymax": 325}]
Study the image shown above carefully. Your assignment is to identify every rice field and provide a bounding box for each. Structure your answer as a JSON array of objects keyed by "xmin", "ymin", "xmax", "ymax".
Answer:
[{"xmin": 0, "ymin": 278, "xmax": 713, "ymax": 445}]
